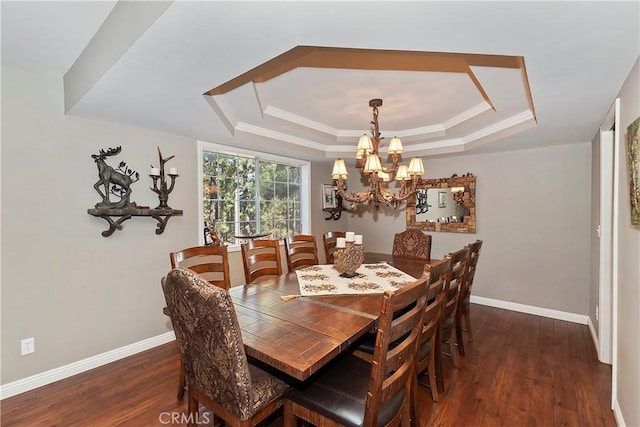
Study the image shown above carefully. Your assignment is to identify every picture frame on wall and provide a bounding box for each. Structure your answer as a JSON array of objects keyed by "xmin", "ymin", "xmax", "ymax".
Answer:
[
  {"xmin": 626, "ymin": 116, "xmax": 640, "ymax": 227},
  {"xmin": 438, "ymin": 191, "xmax": 447, "ymax": 208},
  {"xmin": 322, "ymin": 184, "xmax": 337, "ymax": 209}
]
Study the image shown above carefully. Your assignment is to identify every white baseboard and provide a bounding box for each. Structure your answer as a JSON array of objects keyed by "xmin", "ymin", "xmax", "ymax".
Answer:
[
  {"xmin": 470, "ymin": 295, "xmax": 589, "ymax": 325},
  {"xmin": 0, "ymin": 331, "xmax": 176, "ymax": 400},
  {"xmin": 613, "ymin": 398, "xmax": 626, "ymax": 426},
  {"xmin": 586, "ymin": 317, "xmax": 612, "ymax": 365},
  {"xmin": 587, "ymin": 316, "xmax": 600, "ymax": 356}
]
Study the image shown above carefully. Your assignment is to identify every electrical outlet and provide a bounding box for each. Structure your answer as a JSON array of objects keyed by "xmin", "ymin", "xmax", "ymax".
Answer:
[
  {"xmin": 21, "ymin": 337, "xmax": 35, "ymax": 355},
  {"xmin": 595, "ymin": 306, "xmax": 599, "ymax": 321}
]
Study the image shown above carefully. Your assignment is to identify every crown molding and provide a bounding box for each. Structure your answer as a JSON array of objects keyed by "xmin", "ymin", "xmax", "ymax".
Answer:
[{"xmin": 235, "ymin": 122, "xmax": 328, "ymax": 151}]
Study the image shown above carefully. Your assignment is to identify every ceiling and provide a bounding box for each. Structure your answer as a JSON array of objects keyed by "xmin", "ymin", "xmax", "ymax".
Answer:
[{"xmin": 2, "ymin": 1, "xmax": 638, "ymax": 162}]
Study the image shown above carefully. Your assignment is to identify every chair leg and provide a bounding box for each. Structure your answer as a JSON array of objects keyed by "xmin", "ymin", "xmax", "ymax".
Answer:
[
  {"xmin": 464, "ymin": 304, "xmax": 473, "ymax": 342},
  {"xmin": 411, "ymin": 370, "xmax": 419, "ymax": 426},
  {"xmin": 435, "ymin": 329, "xmax": 445, "ymax": 393},
  {"xmin": 283, "ymin": 400, "xmax": 296, "ymax": 427},
  {"xmin": 455, "ymin": 312, "xmax": 466, "ymax": 357},
  {"xmin": 428, "ymin": 352, "xmax": 440, "ymax": 402},
  {"xmin": 402, "ymin": 396, "xmax": 412, "ymax": 427},
  {"xmin": 177, "ymin": 362, "xmax": 186, "ymax": 400},
  {"xmin": 449, "ymin": 325, "xmax": 460, "ymax": 368},
  {"xmin": 187, "ymin": 391, "xmax": 198, "ymax": 427}
]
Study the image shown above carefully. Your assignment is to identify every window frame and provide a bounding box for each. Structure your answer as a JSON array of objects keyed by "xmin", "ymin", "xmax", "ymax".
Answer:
[{"xmin": 197, "ymin": 140, "xmax": 311, "ymax": 252}]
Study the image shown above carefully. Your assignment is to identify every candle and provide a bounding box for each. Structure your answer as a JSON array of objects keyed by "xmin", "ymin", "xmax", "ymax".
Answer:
[
  {"xmin": 150, "ymin": 167, "xmax": 160, "ymax": 176},
  {"xmin": 169, "ymin": 167, "xmax": 178, "ymax": 175},
  {"xmin": 354, "ymin": 235, "xmax": 363, "ymax": 245},
  {"xmin": 345, "ymin": 231, "xmax": 355, "ymax": 242},
  {"xmin": 336, "ymin": 237, "xmax": 346, "ymax": 248}
]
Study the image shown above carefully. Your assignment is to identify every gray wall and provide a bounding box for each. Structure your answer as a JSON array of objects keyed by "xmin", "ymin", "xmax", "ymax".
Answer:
[
  {"xmin": 310, "ymin": 163, "xmax": 348, "ymax": 263},
  {"xmin": 613, "ymin": 57, "xmax": 640, "ymax": 427},
  {"xmin": 345, "ymin": 144, "xmax": 592, "ymax": 316},
  {"xmin": 1, "ymin": 63, "xmax": 198, "ymax": 383},
  {"xmin": 0, "ymin": 62, "xmax": 342, "ymax": 384}
]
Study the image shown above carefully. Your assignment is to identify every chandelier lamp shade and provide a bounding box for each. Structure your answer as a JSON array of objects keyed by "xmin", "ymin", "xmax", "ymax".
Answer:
[{"xmin": 331, "ymin": 98, "xmax": 425, "ymax": 209}]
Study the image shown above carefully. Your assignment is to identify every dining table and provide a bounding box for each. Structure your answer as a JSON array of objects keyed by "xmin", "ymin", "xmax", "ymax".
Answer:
[{"xmin": 229, "ymin": 252, "xmax": 433, "ymax": 381}]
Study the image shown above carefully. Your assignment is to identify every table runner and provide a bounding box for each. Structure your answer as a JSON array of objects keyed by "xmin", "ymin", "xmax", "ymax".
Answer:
[{"xmin": 295, "ymin": 263, "xmax": 417, "ymax": 296}]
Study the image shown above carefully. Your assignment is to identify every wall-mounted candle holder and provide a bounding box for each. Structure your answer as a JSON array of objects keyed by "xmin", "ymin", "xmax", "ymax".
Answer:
[
  {"xmin": 150, "ymin": 147, "xmax": 178, "ymax": 210},
  {"xmin": 87, "ymin": 145, "xmax": 183, "ymax": 237}
]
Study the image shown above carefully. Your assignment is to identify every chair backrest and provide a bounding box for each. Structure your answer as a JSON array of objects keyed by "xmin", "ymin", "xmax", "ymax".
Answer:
[
  {"xmin": 161, "ymin": 268, "xmax": 255, "ymax": 420},
  {"xmin": 170, "ymin": 245, "xmax": 231, "ymax": 290},
  {"xmin": 463, "ymin": 239, "xmax": 483, "ymax": 299},
  {"xmin": 392, "ymin": 228, "xmax": 432, "ymax": 260},
  {"xmin": 416, "ymin": 258, "xmax": 451, "ymax": 371},
  {"xmin": 284, "ymin": 235, "xmax": 319, "ymax": 272},
  {"xmin": 322, "ymin": 231, "xmax": 345, "ymax": 264},
  {"xmin": 240, "ymin": 239, "xmax": 283, "ymax": 284},
  {"xmin": 363, "ymin": 276, "xmax": 428, "ymax": 426},
  {"xmin": 443, "ymin": 246, "xmax": 470, "ymax": 320}
]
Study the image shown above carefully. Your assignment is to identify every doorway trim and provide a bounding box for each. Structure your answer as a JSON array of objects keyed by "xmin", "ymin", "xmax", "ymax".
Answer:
[
  {"xmin": 598, "ymin": 128, "xmax": 613, "ymax": 365},
  {"xmin": 599, "ymin": 98, "xmax": 620, "ymax": 407}
]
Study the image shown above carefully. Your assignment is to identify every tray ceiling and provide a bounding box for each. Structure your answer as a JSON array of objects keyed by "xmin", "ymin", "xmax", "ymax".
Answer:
[
  {"xmin": 2, "ymin": 1, "xmax": 638, "ymax": 161},
  {"xmin": 204, "ymin": 46, "xmax": 536, "ymax": 158}
]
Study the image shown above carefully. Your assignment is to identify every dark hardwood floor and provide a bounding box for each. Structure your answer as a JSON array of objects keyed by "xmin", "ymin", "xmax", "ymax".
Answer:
[{"xmin": 1, "ymin": 304, "xmax": 615, "ymax": 426}]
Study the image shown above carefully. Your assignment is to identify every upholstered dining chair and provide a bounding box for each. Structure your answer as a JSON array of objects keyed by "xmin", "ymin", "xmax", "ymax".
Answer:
[
  {"xmin": 284, "ymin": 234, "xmax": 319, "ymax": 272},
  {"xmin": 456, "ymin": 239, "xmax": 483, "ymax": 347},
  {"xmin": 284, "ymin": 275, "xmax": 428, "ymax": 427},
  {"xmin": 166, "ymin": 245, "xmax": 231, "ymax": 400},
  {"xmin": 392, "ymin": 228, "xmax": 432, "ymax": 260},
  {"xmin": 322, "ymin": 231, "xmax": 345, "ymax": 264},
  {"xmin": 415, "ymin": 257, "xmax": 451, "ymax": 403},
  {"xmin": 241, "ymin": 239, "xmax": 283, "ymax": 284},
  {"xmin": 435, "ymin": 246, "xmax": 470, "ymax": 393},
  {"xmin": 162, "ymin": 268, "xmax": 289, "ymax": 427}
]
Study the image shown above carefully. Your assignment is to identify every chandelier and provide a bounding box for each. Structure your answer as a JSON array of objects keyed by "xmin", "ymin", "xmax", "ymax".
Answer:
[{"xmin": 331, "ymin": 99, "xmax": 425, "ymax": 209}]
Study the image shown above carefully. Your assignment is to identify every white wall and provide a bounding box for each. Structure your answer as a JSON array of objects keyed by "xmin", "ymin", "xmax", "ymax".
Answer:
[
  {"xmin": 345, "ymin": 143, "xmax": 592, "ymax": 316},
  {"xmin": 613, "ymin": 57, "xmax": 640, "ymax": 427}
]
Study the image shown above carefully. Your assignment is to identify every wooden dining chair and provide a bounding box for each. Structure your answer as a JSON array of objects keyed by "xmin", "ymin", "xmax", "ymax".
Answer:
[
  {"xmin": 414, "ymin": 257, "xmax": 451, "ymax": 403},
  {"xmin": 322, "ymin": 231, "xmax": 345, "ymax": 263},
  {"xmin": 456, "ymin": 239, "xmax": 483, "ymax": 346},
  {"xmin": 284, "ymin": 234, "xmax": 319, "ymax": 272},
  {"xmin": 241, "ymin": 239, "xmax": 283, "ymax": 284},
  {"xmin": 435, "ymin": 246, "xmax": 470, "ymax": 393},
  {"xmin": 284, "ymin": 275, "xmax": 428, "ymax": 427},
  {"xmin": 170, "ymin": 245, "xmax": 231, "ymax": 289},
  {"xmin": 166, "ymin": 245, "xmax": 231, "ymax": 400},
  {"xmin": 162, "ymin": 268, "xmax": 289, "ymax": 427},
  {"xmin": 392, "ymin": 228, "xmax": 432, "ymax": 260}
]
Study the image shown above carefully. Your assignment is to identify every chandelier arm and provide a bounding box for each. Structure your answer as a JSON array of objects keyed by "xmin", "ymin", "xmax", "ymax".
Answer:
[
  {"xmin": 380, "ymin": 164, "xmax": 399, "ymax": 174},
  {"xmin": 337, "ymin": 189, "xmax": 370, "ymax": 204},
  {"xmin": 334, "ymin": 179, "xmax": 370, "ymax": 204},
  {"xmin": 391, "ymin": 154, "xmax": 400, "ymax": 170},
  {"xmin": 394, "ymin": 179, "xmax": 421, "ymax": 202}
]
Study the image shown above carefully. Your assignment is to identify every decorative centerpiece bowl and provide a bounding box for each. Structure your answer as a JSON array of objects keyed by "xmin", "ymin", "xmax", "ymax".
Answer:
[{"xmin": 334, "ymin": 242, "xmax": 365, "ymax": 278}]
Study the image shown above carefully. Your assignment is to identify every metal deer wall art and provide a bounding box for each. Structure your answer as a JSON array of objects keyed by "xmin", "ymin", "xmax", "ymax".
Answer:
[{"xmin": 91, "ymin": 146, "xmax": 139, "ymax": 209}]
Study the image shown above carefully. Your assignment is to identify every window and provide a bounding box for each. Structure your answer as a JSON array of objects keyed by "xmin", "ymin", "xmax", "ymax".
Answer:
[{"xmin": 198, "ymin": 141, "xmax": 310, "ymax": 247}]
